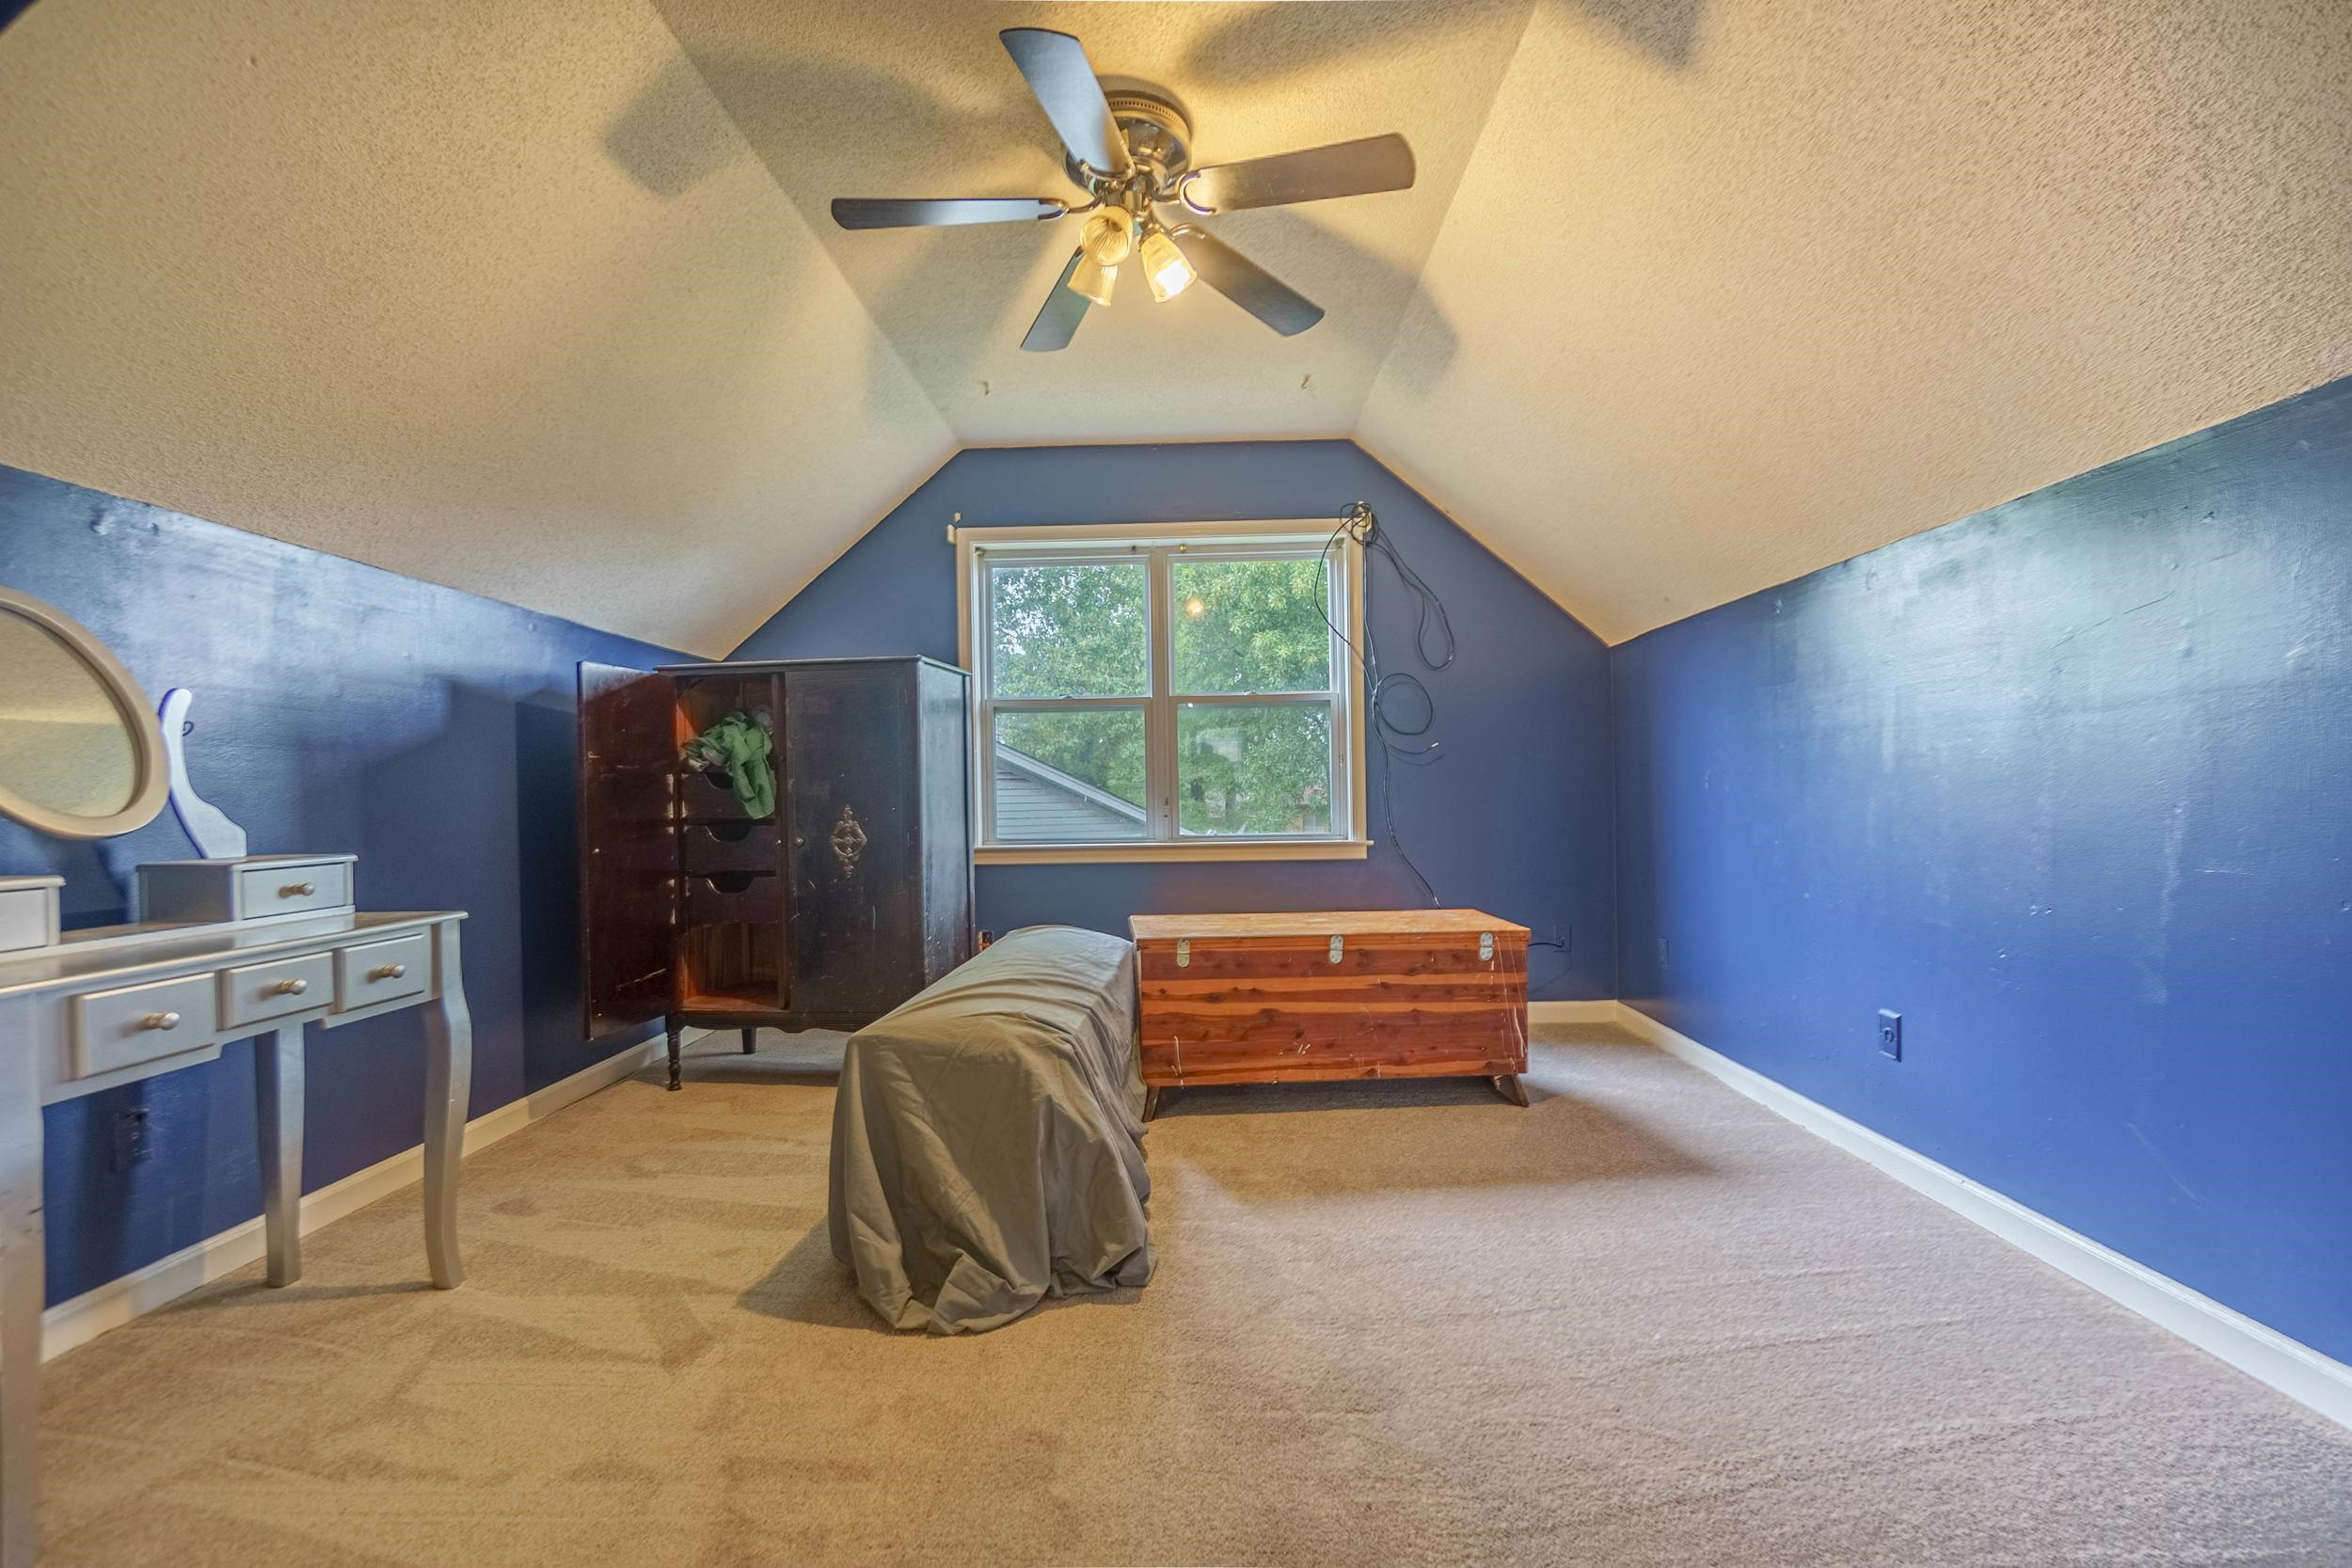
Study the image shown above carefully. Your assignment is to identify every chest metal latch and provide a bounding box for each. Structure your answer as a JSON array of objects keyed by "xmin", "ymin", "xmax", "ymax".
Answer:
[
  {"xmin": 1328, "ymin": 934, "xmax": 1344, "ymax": 964},
  {"xmin": 1479, "ymin": 931, "xmax": 1495, "ymax": 962},
  {"xmin": 1175, "ymin": 938, "xmax": 1190, "ymax": 969}
]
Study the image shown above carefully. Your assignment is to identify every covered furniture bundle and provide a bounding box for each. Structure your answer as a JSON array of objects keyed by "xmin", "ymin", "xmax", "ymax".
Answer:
[{"xmin": 828, "ymin": 925, "xmax": 1152, "ymax": 1334}]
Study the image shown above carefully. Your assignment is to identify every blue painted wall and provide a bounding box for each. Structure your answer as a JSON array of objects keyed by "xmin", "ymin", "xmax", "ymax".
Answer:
[
  {"xmin": 1613, "ymin": 378, "xmax": 2352, "ymax": 1360},
  {"xmin": 734, "ymin": 440, "xmax": 1617, "ymax": 1002},
  {"xmin": 0, "ymin": 467, "xmax": 683, "ymax": 1305}
]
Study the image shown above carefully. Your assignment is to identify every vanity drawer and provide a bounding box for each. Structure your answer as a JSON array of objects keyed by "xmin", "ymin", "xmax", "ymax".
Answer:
[
  {"xmin": 138, "ymin": 856, "xmax": 356, "ymax": 924},
  {"xmin": 71, "ymin": 973, "xmax": 221, "ymax": 1079},
  {"xmin": 0, "ymin": 878, "xmax": 60, "ymax": 956},
  {"xmin": 219, "ymin": 951, "xmax": 336, "ymax": 1030},
  {"xmin": 237, "ymin": 861, "xmax": 350, "ymax": 919},
  {"xmin": 337, "ymin": 932, "xmax": 430, "ymax": 1011}
]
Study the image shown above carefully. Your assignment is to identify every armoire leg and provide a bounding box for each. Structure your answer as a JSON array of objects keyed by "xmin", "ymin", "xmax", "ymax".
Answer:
[
  {"xmin": 740, "ymin": 1027, "xmax": 756, "ymax": 1055},
  {"xmin": 666, "ymin": 1023, "xmax": 683, "ymax": 1092}
]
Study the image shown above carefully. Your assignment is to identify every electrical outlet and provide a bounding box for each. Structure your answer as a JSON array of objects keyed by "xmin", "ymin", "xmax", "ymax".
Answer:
[
  {"xmin": 1877, "ymin": 1009, "xmax": 1902, "ymax": 1061},
  {"xmin": 111, "ymin": 1107, "xmax": 151, "ymax": 1171},
  {"xmin": 1656, "ymin": 936, "xmax": 1670, "ymax": 969}
]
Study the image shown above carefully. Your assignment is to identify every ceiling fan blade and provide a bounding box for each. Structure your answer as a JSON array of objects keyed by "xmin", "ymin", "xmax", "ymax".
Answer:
[
  {"xmin": 1168, "ymin": 228, "xmax": 1324, "ymax": 337},
  {"xmin": 1021, "ymin": 249, "xmax": 1093, "ymax": 353},
  {"xmin": 1178, "ymin": 134, "xmax": 1415, "ymax": 215},
  {"xmin": 1000, "ymin": 28, "xmax": 1132, "ymax": 177},
  {"xmin": 832, "ymin": 197, "xmax": 1069, "ymax": 230}
]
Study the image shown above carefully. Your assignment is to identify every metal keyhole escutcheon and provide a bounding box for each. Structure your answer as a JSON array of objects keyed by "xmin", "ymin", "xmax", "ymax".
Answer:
[{"xmin": 830, "ymin": 805, "xmax": 868, "ymax": 876}]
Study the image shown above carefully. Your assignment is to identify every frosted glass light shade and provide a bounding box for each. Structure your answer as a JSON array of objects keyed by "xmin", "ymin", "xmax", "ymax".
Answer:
[
  {"xmin": 1070, "ymin": 253, "xmax": 1117, "ymax": 307},
  {"xmin": 1080, "ymin": 209, "xmax": 1135, "ymax": 267},
  {"xmin": 1140, "ymin": 226, "xmax": 1194, "ymax": 302}
]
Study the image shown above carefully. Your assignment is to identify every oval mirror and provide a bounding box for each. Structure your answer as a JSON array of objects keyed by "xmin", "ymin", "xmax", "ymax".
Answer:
[{"xmin": 0, "ymin": 588, "xmax": 169, "ymax": 839}]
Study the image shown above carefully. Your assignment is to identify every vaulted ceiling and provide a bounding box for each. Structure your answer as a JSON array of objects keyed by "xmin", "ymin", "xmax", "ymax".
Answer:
[
  {"xmin": 3, "ymin": 0, "xmax": 2348, "ymax": 655},
  {"xmin": 650, "ymin": 0, "xmax": 1536, "ymax": 444}
]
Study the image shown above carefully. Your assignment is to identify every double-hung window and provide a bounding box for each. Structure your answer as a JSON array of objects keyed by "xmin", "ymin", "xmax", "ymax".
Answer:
[{"xmin": 958, "ymin": 520, "xmax": 1367, "ymax": 863}]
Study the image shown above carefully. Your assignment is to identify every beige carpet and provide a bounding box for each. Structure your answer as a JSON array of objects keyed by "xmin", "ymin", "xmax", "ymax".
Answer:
[{"xmin": 39, "ymin": 1024, "xmax": 2352, "ymax": 1567}]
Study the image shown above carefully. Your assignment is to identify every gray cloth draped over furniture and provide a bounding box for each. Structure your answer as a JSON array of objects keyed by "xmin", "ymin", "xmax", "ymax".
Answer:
[{"xmin": 828, "ymin": 925, "xmax": 1154, "ymax": 1334}]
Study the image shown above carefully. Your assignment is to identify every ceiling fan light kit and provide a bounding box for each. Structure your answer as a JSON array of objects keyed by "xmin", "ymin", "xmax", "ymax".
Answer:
[
  {"xmin": 1079, "ymin": 208, "xmax": 1135, "ymax": 267},
  {"xmin": 1069, "ymin": 252, "xmax": 1117, "ymax": 308},
  {"xmin": 1139, "ymin": 223, "xmax": 1195, "ymax": 303},
  {"xmin": 829, "ymin": 27, "xmax": 1416, "ymax": 351}
]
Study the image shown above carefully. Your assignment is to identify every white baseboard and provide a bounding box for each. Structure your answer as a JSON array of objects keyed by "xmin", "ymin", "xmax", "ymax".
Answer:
[
  {"xmin": 1609, "ymin": 1002, "xmax": 2352, "ymax": 1433},
  {"xmin": 1528, "ymin": 1000, "xmax": 1617, "ymax": 1024},
  {"xmin": 41, "ymin": 1034, "xmax": 666, "ymax": 1361}
]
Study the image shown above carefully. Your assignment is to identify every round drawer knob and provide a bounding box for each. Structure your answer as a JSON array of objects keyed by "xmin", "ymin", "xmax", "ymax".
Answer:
[
  {"xmin": 280, "ymin": 882, "xmax": 316, "ymax": 897},
  {"xmin": 369, "ymin": 963, "xmax": 406, "ymax": 981},
  {"xmin": 142, "ymin": 1011, "xmax": 182, "ymax": 1032},
  {"xmin": 271, "ymin": 978, "xmax": 309, "ymax": 996}
]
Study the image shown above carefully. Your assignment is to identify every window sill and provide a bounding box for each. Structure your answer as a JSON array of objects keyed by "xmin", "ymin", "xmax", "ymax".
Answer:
[{"xmin": 975, "ymin": 839, "xmax": 1373, "ymax": 865}]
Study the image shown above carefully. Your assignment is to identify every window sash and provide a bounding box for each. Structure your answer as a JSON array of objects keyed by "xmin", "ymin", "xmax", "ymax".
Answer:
[{"xmin": 965, "ymin": 526, "xmax": 1360, "ymax": 848}]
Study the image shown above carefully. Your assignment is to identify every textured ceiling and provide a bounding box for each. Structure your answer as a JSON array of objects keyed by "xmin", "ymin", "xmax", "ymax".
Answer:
[
  {"xmin": 1359, "ymin": 0, "xmax": 2352, "ymax": 642},
  {"xmin": 0, "ymin": 0, "xmax": 951, "ymax": 657},
  {"xmin": 4, "ymin": 1, "xmax": 2349, "ymax": 654},
  {"xmin": 648, "ymin": 0, "xmax": 1536, "ymax": 444}
]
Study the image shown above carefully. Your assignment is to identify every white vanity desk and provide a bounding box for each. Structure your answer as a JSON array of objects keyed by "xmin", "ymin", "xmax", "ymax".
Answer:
[{"xmin": 0, "ymin": 901, "xmax": 471, "ymax": 1568}]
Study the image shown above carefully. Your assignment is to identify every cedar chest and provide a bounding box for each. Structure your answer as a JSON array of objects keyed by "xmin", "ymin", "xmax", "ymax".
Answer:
[{"xmin": 1127, "ymin": 910, "xmax": 1531, "ymax": 1117}]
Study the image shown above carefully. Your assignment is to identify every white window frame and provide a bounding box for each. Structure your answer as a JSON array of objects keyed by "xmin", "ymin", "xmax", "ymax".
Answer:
[{"xmin": 957, "ymin": 519, "xmax": 1369, "ymax": 864}]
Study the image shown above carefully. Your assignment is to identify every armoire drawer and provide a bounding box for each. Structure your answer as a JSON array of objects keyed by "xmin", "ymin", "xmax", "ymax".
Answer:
[
  {"xmin": 684, "ymin": 874, "xmax": 773, "ymax": 926},
  {"xmin": 678, "ymin": 770, "xmax": 768, "ymax": 823},
  {"xmin": 682, "ymin": 822, "xmax": 778, "ymax": 875},
  {"xmin": 72, "ymin": 973, "xmax": 222, "ymax": 1080}
]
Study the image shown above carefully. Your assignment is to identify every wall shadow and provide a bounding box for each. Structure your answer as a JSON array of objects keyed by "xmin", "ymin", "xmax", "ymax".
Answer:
[
  {"xmin": 514, "ymin": 686, "xmax": 591, "ymax": 1090},
  {"xmin": 1213, "ymin": 203, "xmax": 1460, "ymax": 387},
  {"xmin": 1562, "ymin": 0, "xmax": 1709, "ymax": 70},
  {"xmin": 605, "ymin": 55, "xmax": 745, "ymax": 198},
  {"xmin": 1187, "ymin": 0, "xmax": 1708, "ymax": 78}
]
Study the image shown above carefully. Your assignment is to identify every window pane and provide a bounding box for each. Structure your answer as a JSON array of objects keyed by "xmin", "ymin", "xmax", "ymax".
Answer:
[
  {"xmin": 991, "ymin": 709, "xmax": 1149, "ymax": 841},
  {"xmin": 1171, "ymin": 557, "xmax": 1334, "ymax": 695},
  {"xmin": 1177, "ymin": 703, "xmax": 1334, "ymax": 837},
  {"xmin": 989, "ymin": 562, "xmax": 1148, "ymax": 698}
]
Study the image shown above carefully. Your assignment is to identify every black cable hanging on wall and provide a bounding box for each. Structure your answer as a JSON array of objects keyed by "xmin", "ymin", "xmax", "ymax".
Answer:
[
  {"xmin": 1317, "ymin": 500, "xmax": 1453, "ymax": 906},
  {"xmin": 1317, "ymin": 501, "xmax": 1569, "ymax": 957}
]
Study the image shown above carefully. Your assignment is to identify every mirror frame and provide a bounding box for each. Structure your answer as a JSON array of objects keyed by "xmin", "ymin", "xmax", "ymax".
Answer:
[{"xmin": 0, "ymin": 586, "xmax": 170, "ymax": 840}]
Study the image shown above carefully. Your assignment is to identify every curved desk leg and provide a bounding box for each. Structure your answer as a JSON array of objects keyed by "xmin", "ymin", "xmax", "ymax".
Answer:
[
  {"xmin": 0, "ymin": 999, "xmax": 44, "ymax": 1568},
  {"xmin": 421, "ymin": 921, "xmax": 472, "ymax": 1290},
  {"xmin": 255, "ymin": 1025, "xmax": 306, "ymax": 1286}
]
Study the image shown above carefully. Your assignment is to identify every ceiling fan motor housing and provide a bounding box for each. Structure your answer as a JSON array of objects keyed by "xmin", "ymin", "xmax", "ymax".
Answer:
[{"xmin": 1070, "ymin": 89, "xmax": 1193, "ymax": 196}]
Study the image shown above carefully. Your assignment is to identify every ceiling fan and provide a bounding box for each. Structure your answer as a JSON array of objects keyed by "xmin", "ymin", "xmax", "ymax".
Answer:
[{"xmin": 831, "ymin": 28, "xmax": 1416, "ymax": 352}]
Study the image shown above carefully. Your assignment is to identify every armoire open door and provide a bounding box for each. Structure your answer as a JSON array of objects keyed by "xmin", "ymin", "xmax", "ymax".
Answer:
[{"xmin": 578, "ymin": 662, "xmax": 676, "ymax": 1037}]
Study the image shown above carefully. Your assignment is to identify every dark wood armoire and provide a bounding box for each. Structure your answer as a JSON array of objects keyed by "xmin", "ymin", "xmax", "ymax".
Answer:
[{"xmin": 577, "ymin": 656, "xmax": 974, "ymax": 1088}]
